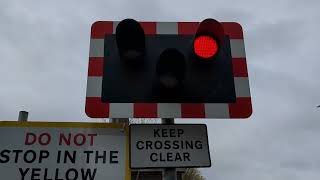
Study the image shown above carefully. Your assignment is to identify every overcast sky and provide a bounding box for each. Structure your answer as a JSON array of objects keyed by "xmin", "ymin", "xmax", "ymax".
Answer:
[{"xmin": 1, "ymin": 0, "xmax": 320, "ymax": 179}]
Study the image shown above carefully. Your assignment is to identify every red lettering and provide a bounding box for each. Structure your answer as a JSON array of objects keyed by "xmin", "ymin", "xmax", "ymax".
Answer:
[
  {"xmin": 25, "ymin": 133, "xmax": 36, "ymax": 145},
  {"xmin": 59, "ymin": 133, "xmax": 71, "ymax": 146},
  {"xmin": 88, "ymin": 134, "xmax": 97, "ymax": 146},
  {"xmin": 58, "ymin": 133, "xmax": 98, "ymax": 146},
  {"xmin": 39, "ymin": 133, "xmax": 51, "ymax": 146},
  {"xmin": 74, "ymin": 133, "xmax": 86, "ymax": 146}
]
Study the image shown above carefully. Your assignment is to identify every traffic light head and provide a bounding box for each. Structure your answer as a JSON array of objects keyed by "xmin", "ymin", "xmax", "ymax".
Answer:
[
  {"xmin": 156, "ymin": 48, "xmax": 186, "ymax": 90},
  {"xmin": 86, "ymin": 19, "xmax": 252, "ymax": 119},
  {"xmin": 193, "ymin": 18, "xmax": 224, "ymax": 60},
  {"xmin": 115, "ymin": 19, "xmax": 145, "ymax": 62}
]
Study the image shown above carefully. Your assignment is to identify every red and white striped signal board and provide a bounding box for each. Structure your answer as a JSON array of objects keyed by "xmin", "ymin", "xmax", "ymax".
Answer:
[{"xmin": 85, "ymin": 21, "xmax": 252, "ymax": 119}]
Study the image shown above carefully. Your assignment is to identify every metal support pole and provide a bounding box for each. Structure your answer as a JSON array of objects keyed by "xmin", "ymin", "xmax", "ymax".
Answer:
[
  {"xmin": 110, "ymin": 118, "xmax": 129, "ymax": 124},
  {"xmin": 18, "ymin": 111, "xmax": 28, "ymax": 122},
  {"xmin": 161, "ymin": 118, "xmax": 174, "ymax": 124},
  {"xmin": 162, "ymin": 118, "xmax": 176, "ymax": 180}
]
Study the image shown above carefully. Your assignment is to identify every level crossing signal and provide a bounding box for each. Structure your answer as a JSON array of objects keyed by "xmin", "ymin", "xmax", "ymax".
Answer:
[{"xmin": 85, "ymin": 18, "xmax": 252, "ymax": 118}]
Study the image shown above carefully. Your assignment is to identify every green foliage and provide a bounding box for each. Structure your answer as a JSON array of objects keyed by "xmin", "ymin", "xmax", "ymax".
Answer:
[{"xmin": 182, "ymin": 168, "xmax": 205, "ymax": 180}]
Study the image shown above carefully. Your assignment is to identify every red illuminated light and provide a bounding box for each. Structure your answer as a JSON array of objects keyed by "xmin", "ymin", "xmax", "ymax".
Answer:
[{"xmin": 194, "ymin": 35, "xmax": 219, "ymax": 59}]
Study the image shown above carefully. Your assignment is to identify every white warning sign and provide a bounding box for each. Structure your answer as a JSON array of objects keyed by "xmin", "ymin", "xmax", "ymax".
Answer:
[
  {"xmin": 129, "ymin": 124, "xmax": 211, "ymax": 168},
  {"xmin": 0, "ymin": 122, "xmax": 130, "ymax": 180}
]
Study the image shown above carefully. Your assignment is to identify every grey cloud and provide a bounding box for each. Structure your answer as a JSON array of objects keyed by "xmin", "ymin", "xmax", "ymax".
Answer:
[
  {"xmin": 1, "ymin": 0, "xmax": 320, "ymax": 180},
  {"xmin": 246, "ymin": 19, "xmax": 308, "ymax": 59}
]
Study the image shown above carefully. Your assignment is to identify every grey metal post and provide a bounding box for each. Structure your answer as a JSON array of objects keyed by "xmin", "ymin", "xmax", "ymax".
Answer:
[
  {"xmin": 18, "ymin": 111, "xmax": 28, "ymax": 122},
  {"xmin": 162, "ymin": 118, "xmax": 176, "ymax": 180},
  {"xmin": 110, "ymin": 118, "xmax": 129, "ymax": 124},
  {"xmin": 109, "ymin": 118, "xmax": 131, "ymax": 177}
]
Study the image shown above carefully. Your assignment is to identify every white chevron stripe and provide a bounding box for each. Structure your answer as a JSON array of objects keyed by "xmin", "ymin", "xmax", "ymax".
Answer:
[
  {"xmin": 86, "ymin": 77, "xmax": 102, "ymax": 97},
  {"xmin": 157, "ymin": 22, "xmax": 178, "ymax": 34},
  {"xmin": 230, "ymin": 39, "xmax": 246, "ymax": 58},
  {"xmin": 109, "ymin": 103, "xmax": 133, "ymax": 118},
  {"xmin": 234, "ymin": 77, "xmax": 251, "ymax": 97},
  {"xmin": 113, "ymin": 21, "xmax": 119, "ymax": 34},
  {"xmin": 205, "ymin": 103, "xmax": 230, "ymax": 118},
  {"xmin": 158, "ymin": 103, "xmax": 181, "ymax": 117},
  {"xmin": 89, "ymin": 39, "xmax": 104, "ymax": 57}
]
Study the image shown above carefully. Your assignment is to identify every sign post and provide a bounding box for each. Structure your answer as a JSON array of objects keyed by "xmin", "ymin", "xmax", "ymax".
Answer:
[
  {"xmin": 161, "ymin": 118, "xmax": 176, "ymax": 180},
  {"xmin": 0, "ymin": 122, "xmax": 130, "ymax": 180},
  {"xmin": 18, "ymin": 111, "xmax": 28, "ymax": 122}
]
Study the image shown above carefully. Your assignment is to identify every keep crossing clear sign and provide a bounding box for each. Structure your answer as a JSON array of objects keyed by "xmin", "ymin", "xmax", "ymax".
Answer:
[
  {"xmin": 0, "ymin": 121, "xmax": 130, "ymax": 180},
  {"xmin": 130, "ymin": 124, "xmax": 211, "ymax": 168}
]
